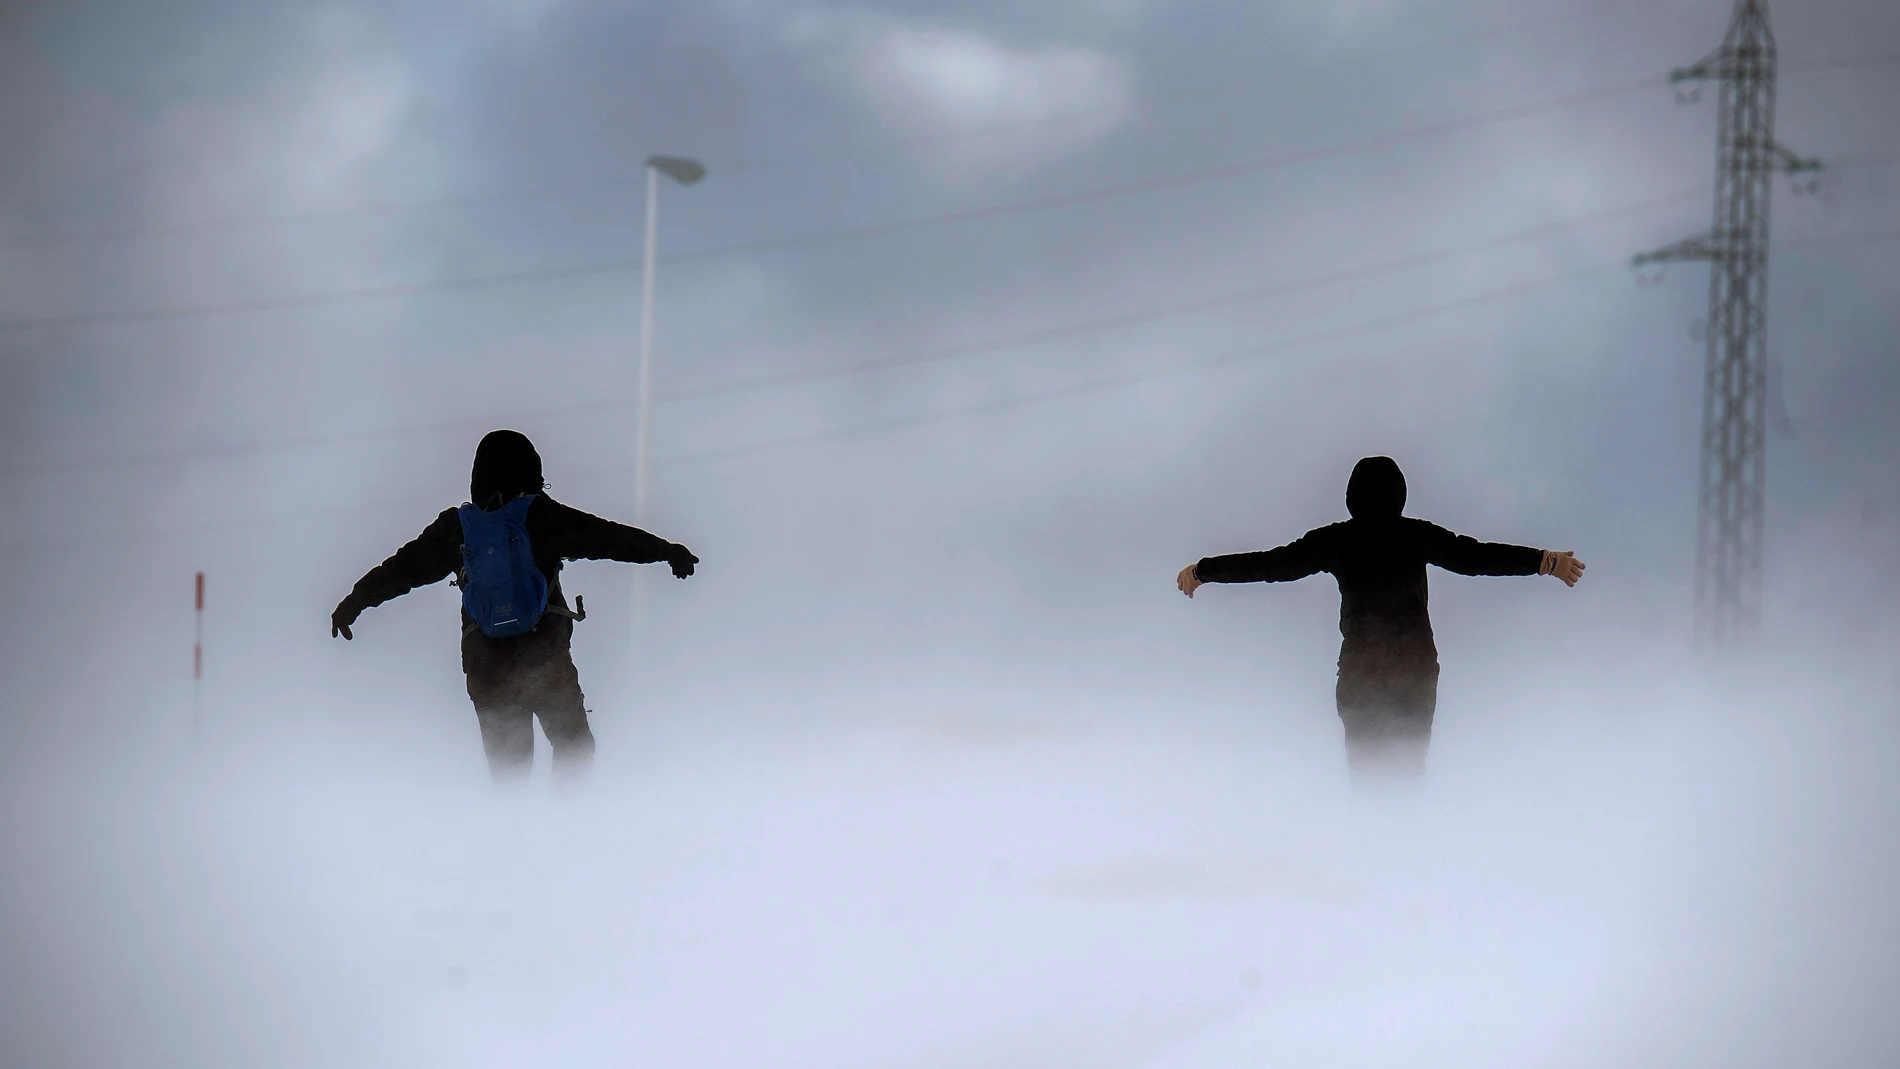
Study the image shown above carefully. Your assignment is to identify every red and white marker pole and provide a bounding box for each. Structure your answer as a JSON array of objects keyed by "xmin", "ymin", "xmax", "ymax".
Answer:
[{"xmin": 193, "ymin": 571, "xmax": 205, "ymax": 742}]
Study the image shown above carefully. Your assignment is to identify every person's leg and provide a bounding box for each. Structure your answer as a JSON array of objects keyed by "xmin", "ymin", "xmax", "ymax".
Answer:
[
  {"xmin": 1337, "ymin": 663, "xmax": 1438, "ymax": 786},
  {"xmin": 1340, "ymin": 709, "xmax": 1417, "ymax": 785},
  {"xmin": 520, "ymin": 618, "xmax": 595, "ymax": 781},
  {"xmin": 1337, "ymin": 673, "xmax": 1386, "ymax": 782},
  {"xmin": 535, "ymin": 676, "xmax": 594, "ymax": 782},
  {"xmin": 1392, "ymin": 662, "xmax": 1439, "ymax": 773},
  {"xmin": 463, "ymin": 629, "xmax": 536, "ymax": 782},
  {"xmin": 473, "ymin": 705, "xmax": 536, "ymax": 781}
]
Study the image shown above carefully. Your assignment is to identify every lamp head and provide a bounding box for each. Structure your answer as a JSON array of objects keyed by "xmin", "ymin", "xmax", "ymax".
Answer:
[{"xmin": 647, "ymin": 155, "xmax": 706, "ymax": 186}]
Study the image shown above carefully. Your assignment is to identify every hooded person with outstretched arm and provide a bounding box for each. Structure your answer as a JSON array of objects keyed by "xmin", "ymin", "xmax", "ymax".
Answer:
[
  {"xmin": 1176, "ymin": 456, "xmax": 1583, "ymax": 781},
  {"xmin": 331, "ymin": 430, "xmax": 699, "ymax": 782}
]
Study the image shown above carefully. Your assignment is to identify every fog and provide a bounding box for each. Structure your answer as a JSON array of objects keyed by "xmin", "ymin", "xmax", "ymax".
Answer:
[
  {"xmin": 5, "ymin": 645, "xmax": 1898, "ymax": 1067},
  {"xmin": 3, "ymin": 0, "xmax": 1898, "ymax": 1065}
]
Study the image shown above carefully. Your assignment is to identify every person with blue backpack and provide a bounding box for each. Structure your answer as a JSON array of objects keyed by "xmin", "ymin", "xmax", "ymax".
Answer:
[{"xmin": 331, "ymin": 430, "xmax": 698, "ymax": 781}]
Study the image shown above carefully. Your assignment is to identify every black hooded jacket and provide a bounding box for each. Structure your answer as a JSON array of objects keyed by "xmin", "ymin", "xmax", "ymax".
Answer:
[
  {"xmin": 1194, "ymin": 457, "xmax": 1541, "ymax": 666},
  {"xmin": 341, "ymin": 430, "xmax": 681, "ymax": 617}
]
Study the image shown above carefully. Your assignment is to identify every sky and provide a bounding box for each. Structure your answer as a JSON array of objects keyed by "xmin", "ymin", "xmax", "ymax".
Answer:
[{"xmin": 1, "ymin": 0, "xmax": 1898, "ymax": 1065}]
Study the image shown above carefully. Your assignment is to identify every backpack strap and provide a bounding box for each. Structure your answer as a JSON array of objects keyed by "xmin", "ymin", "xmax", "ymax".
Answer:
[{"xmin": 462, "ymin": 594, "xmax": 585, "ymax": 638}]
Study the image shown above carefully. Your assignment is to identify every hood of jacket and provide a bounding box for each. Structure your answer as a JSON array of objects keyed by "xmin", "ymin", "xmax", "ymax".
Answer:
[
  {"xmin": 1346, "ymin": 455, "xmax": 1406, "ymax": 520},
  {"xmin": 470, "ymin": 429, "xmax": 545, "ymax": 509}
]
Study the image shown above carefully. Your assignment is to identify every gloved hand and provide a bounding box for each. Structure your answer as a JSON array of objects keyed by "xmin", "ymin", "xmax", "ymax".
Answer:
[
  {"xmin": 1540, "ymin": 550, "xmax": 1586, "ymax": 588},
  {"xmin": 331, "ymin": 598, "xmax": 361, "ymax": 640},
  {"xmin": 667, "ymin": 544, "xmax": 699, "ymax": 579}
]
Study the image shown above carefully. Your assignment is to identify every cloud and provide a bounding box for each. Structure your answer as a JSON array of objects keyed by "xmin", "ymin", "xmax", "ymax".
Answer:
[
  {"xmin": 146, "ymin": 8, "xmax": 418, "ymax": 216},
  {"xmin": 799, "ymin": 15, "xmax": 1134, "ymax": 185},
  {"xmin": 860, "ymin": 23, "xmax": 1127, "ymax": 131}
]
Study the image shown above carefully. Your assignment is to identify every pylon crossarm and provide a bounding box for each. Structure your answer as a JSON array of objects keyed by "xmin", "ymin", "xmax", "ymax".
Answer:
[
  {"xmin": 1769, "ymin": 142, "xmax": 1822, "ymax": 173},
  {"xmin": 1668, "ymin": 55, "xmax": 1724, "ymax": 84},
  {"xmin": 1669, "ymin": 37, "xmax": 1780, "ymax": 83},
  {"xmin": 1634, "ymin": 233, "xmax": 1721, "ymax": 266}
]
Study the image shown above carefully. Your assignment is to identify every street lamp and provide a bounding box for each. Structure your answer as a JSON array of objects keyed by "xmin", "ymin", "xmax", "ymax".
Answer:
[{"xmin": 632, "ymin": 154, "xmax": 704, "ymax": 668}]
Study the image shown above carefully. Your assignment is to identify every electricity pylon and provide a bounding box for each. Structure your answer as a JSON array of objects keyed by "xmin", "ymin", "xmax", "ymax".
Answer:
[{"xmin": 1634, "ymin": 0, "xmax": 1821, "ymax": 646}]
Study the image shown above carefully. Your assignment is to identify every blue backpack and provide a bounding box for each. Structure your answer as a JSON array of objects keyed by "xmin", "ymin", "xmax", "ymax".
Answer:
[{"xmin": 457, "ymin": 494, "xmax": 550, "ymax": 638}]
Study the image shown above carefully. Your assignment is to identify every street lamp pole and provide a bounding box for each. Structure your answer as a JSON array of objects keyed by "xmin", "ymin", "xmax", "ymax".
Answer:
[
  {"xmin": 631, "ymin": 154, "xmax": 705, "ymax": 671},
  {"xmin": 634, "ymin": 164, "xmax": 661, "ymax": 533}
]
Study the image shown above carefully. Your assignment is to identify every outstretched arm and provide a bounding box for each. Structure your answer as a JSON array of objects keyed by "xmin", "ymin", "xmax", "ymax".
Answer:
[
  {"xmin": 1419, "ymin": 523, "xmax": 1584, "ymax": 586},
  {"xmin": 333, "ymin": 509, "xmax": 462, "ymax": 639},
  {"xmin": 536, "ymin": 498, "xmax": 698, "ymax": 577},
  {"xmin": 1179, "ymin": 529, "xmax": 1331, "ymax": 598}
]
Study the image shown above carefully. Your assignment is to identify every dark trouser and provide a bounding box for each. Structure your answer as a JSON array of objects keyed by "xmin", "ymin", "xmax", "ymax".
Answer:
[
  {"xmin": 460, "ymin": 613, "xmax": 594, "ymax": 781},
  {"xmin": 1335, "ymin": 653, "xmax": 1440, "ymax": 784}
]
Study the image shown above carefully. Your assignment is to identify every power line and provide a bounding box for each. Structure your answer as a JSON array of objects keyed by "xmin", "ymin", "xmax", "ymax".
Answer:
[
  {"xmin": 646, "ymin": 157, "xmax": 1889, "ymax": 402},
  {"xmin": 671, "ymin": 226, "xmax": 1900, "ymax": 469},
  {"xmin": 6, "ymin": 58, "xmax": 1890, "ymax": 336},
  {"xmin": 8, "ymin": 178, "xmax": 1890, "ymax": 477},
  {"xmin": 0, "ymin": 73, "xmax": 1705, "ymax": 335},
  {"xmin": 0, "ymin": 183, "xmax": 1718, "ymax": 476},
  {"xmin": 672, "ymin": 266, "xmax": 1629, "ymax": 468},
  {"xmin": 657, "ymin": 184, "xmax": 1715, "ymax": 402},
  {"xmin": 6, "ymin": 225, "xmax": 1891, "ymax": 554},
  {"xmin": 5, "ymin": 261, "xmax": 1634, "ymax": 550}
]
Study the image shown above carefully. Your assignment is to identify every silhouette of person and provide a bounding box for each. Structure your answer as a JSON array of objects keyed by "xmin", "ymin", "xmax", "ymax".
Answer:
[
  {"xmin": 331, "ymin": 430, "xmax": 697, "ymax": 781},
  {"xmin": 1177, "ymin": 456, "xmax": 1583, "ymax": 782}
]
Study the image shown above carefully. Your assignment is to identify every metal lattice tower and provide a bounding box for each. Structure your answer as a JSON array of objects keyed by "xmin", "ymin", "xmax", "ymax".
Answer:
[{"xmin": 1634, "ymin": 0, "xmax": 1820, "ymax": 646}]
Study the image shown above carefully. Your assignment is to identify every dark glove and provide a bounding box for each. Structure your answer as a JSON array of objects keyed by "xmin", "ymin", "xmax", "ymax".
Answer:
[
  {"xmin": 331, "ymin": 598, "xmax": 361, "ymax": 640},
  {"xmin": 666, "ymin": 544, "xmax": 699, "ymax": 579}
]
